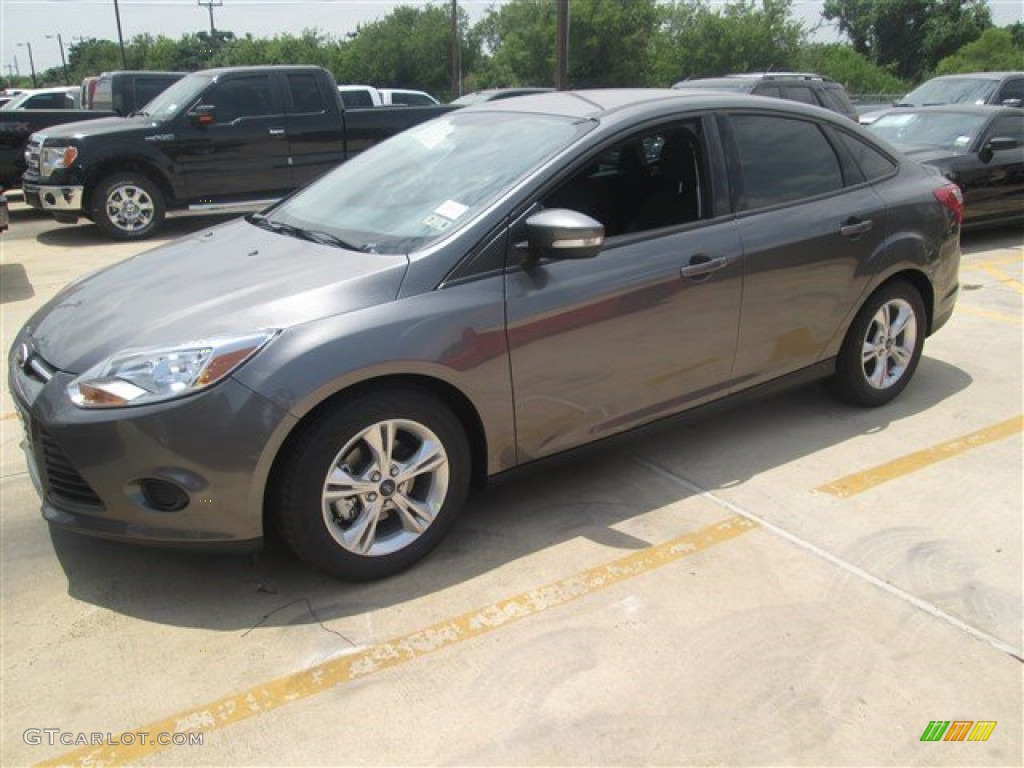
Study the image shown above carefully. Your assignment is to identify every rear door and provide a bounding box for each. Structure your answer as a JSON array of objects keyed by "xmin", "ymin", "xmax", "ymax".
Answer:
[
  {"xmin": 284, "ymin": 71, "xmax": 347, "ymax": 188},
  {"xmin": 720, "ymin": 111, "xmax": 890, "ymax": 388},
  {"xmin": 506, "ymin": 116, "xmax": 745, "ymax": 461}
]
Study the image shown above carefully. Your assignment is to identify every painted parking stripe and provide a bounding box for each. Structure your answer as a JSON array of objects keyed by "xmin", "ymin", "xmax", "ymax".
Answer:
[
  {"xmin": 955, "ymin": 305, "xmax": 1022, "ymax": 325},
  {"xmin": 980, "ymin": 264, "xmax": 1024, "ymax": 295},
  {"xmin": 816, "ymin": 414, "xmax": 1023, "ymax": 498},
  {"xmin": 35, "ymin": 515, "xmax": 756, "ymax": 768}
]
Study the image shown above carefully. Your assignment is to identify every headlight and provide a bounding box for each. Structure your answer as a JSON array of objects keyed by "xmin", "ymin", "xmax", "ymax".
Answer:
[
  {"xmin": 68, "ymin": 331, "xmax": 278, "ymax": 408},
  {"xmin": 39, "ymin": 144, "xmax": 79, "ymax": 177}
]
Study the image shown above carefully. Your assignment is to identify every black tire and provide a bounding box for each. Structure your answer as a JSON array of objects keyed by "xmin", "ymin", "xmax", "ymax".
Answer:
[
  {"xmin": 831, "ymin": 281, "xmax": 926, "ymax": 407},
  {"xmin": 274, "ymin": 388, "xmax": 471, "ymax": 581},
  {"xmin": 91, "ymin": 173, "xmax": 165, "ymax": 240}
]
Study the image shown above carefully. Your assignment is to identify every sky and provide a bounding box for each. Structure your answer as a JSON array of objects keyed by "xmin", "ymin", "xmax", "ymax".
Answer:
[{"xmin": 1, "ymin": 0, "xmax": 1021, "ymax": 77}]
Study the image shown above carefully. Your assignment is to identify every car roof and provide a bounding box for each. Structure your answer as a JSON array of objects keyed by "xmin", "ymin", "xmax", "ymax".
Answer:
[
  {"xmin": 927, "ymin": 71, "xmax": 1023, "ymax": 81},
  {"xmin": 464, "ymin": 88, "xmax": 854, "ymax": 127}
]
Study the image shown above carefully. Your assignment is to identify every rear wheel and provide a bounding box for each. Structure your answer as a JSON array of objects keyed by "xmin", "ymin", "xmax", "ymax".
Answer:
[
  {"xmin": 831, "ymin": 281, "xmax": 926, "ymax": 407},
  {"xmin": 275, "ymin": 388, "xmax": 470, "ymax": 581},
  {"xmin": 92, "ymin": 173, "xmax": 165, "ymax": 240}
]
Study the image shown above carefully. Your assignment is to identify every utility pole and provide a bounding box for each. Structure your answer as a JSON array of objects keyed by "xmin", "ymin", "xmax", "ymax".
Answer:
[
  {"xmin": 555, "ymin": 0, "xmax": 568, "ymax": 90},
  {"xmin": 450, "ymin": 0, "xmax": 460, "ymax": 99},
  {"xmin": 18, "ymin": 42, "xmax": 37, "ymax": 87},
  {"xmin": 113, "ymin": 0, "xmax": 127, "ymax": 68},
  {"xmin": 47, "ymin": 33, "xmax": 69, "ymax": 85},
  {"xmin": 198, "ymin": 0, "xmax": 223, "ymax": 36}
]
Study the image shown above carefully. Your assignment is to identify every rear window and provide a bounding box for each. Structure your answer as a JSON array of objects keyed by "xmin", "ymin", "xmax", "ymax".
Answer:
[{"xmin": 339, "ymin": 90, "xmax": 374, "ymax": 108}]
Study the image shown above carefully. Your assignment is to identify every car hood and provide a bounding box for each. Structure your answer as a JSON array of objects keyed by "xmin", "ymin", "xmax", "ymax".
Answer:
[
  {"xmin": 32, "ymin": 114, "xmax": 157, "ymax": 140},
  {"xmin": 26, "ymin": 218, "xmax": 409, "ymax": 373}
]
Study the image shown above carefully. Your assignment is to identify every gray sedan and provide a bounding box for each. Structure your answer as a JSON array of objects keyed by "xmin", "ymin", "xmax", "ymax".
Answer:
[{"xmin": 9, "ymin": 90, "xmax": 962, "ymax": 580}]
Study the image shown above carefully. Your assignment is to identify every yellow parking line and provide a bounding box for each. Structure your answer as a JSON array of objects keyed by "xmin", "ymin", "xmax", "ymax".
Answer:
[
  {"xmin": 956, "ymin": 305, "xmax": 1023, "ymax": 325},
  {"xmin": 36, "ymin": 515, "xmax": 757, "ymax": 768},
  {"xmin": 1, "ymin": 411, "xmax": 18, "ymax": 421},
  {"xmin": 816, "ymin": 415, "xmax": 1024, "ymax": 498},
  {"xmin": 980, "ymin": 264, "xmax": 1024, "ymax": 295},
  {"xmin": 960, "ymin": 253, "xmax": 1023, "ymax": 271}
]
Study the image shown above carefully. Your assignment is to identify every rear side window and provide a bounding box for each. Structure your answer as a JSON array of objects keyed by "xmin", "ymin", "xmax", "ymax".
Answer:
[
  {"xmin": 833, "ymin": 131, "xmax": 897, "ymax": 181},
  {"xmin": 997, "ymin": 78, "xmax": 1024, "ymax": 103},
  {"xmin": 133, "ymin": 77, "xmax": 178, "ymax": 111},
  {"xmin": 339, "ymin": 90, "xmax": 374, "ymax": 108},
  {"xmin": 782, "ymin": 86, "xmax": 817, "ymax": 105},
  {"xmin": 288, "ymin": 74, "xmax": 325, "ymax": 113},
  {"xmin": 727, "ymin": 114, "xmax": 844, "ymax": 210},
  {"xmin": 752, "ymin": 85, "xmax": 781, "ymax": 99}
]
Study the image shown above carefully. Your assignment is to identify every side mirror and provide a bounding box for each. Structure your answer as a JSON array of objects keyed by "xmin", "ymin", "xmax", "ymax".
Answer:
[
  {"xmin": 524, "ymin": 209, "xmax": 605, "ymax": 261},
  {"xmin": 1000, "ymin": 98, "xmax": 1022, "ymax": 108},
  {"xmin": 188, "ymin": 104, "xmax": 217, "ymax": 126},
  {"xmin": 979, "ymin": 136, "xmax": 1018, "ymax": 162}
]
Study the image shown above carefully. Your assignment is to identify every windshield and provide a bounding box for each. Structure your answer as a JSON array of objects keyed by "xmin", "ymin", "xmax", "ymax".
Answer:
[
  {"xmin": 141, "ymin": 74, "xmax": 213, "ymax": 119},
  {"xmin": 899, "ymin": 78, "xmax": 998, "ymax": 106},
  {"xmin": 262, "ymin": 111, "xmax": 594, "ymax": 254},
  {"xmin": 868, "ymin": 111, "xmax": 989, "ymax": 151}
]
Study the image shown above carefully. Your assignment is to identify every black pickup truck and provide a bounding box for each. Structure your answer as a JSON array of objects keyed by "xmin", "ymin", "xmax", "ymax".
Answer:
[
  {"xmin": 0, "ymin": 72, "xmax": 183, "ymax": 188},
  {"xmin": 23, "ymin": 65, "xmax": 457, "ymax": 240}
]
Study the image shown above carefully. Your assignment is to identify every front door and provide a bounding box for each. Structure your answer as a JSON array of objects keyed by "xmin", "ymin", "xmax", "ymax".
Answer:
[{"xmin": 506, "ymin": 119, "xmax": 744, "ymax": 462}]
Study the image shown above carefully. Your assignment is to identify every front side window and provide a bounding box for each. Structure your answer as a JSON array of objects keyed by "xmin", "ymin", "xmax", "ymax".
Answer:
[
  {"xmin": 728, "ymin": 114, "xmax": 844, "ymax": 210},
  {"xmin": 541, "ymin": 120, "xmax": 708, "ymax": 237},
  {"xmin": 206, "ymin": 76, "xmax": 274, "ymax": 122},
  {"xmin": 265, "ymin": 111, "xmax": 594, "ymax": 254},
  {"xmin": 997, "ymin": 78, "xmax": 1024, "ymax": 103}
]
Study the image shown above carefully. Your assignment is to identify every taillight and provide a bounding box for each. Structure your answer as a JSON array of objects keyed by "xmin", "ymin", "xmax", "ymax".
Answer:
[{"xmin": 933, "ymin": 183, "xmax": 964, "ymax": 226}]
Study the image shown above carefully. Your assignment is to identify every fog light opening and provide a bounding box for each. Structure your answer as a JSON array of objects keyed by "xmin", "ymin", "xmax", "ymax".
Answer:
[{"xmin": 139, "ymin": 478, "xmax": 189, "ymax": 512}]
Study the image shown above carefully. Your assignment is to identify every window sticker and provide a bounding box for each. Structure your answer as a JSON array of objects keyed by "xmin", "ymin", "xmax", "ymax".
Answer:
[{"xmin": 434, "ymin": 200, "xmax": 468, "ymax": 220}]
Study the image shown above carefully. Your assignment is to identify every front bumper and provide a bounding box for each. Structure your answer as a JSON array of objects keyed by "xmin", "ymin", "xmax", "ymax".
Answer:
[
  {"xmin": 8, "ymin": 336, "xmax": 297, "ymax": 550},
  {"xmin": 22, "ymin": 181, "xmax": 84, "ymax": 214}
]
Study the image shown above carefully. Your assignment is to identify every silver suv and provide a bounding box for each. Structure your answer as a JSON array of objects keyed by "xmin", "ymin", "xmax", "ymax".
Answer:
[{"xmin": 673, "ymin": 72, "xmax": 858, "ymax": 121}]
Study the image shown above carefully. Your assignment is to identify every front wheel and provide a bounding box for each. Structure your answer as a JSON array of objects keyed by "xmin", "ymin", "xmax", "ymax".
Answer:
[
  {"xmin": 274, "ymin": 388, "xmax": 471, "ymax": 581},
  {"xmin": 831, "ymin": 281, "xmax": 926, "ymax": 407},
  {"xmin": 91, "ymin": 173, "xmax": 165, "ymax": 240}
]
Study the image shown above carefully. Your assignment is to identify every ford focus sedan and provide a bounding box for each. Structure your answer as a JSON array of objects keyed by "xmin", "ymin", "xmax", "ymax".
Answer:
[{"xmin": 9, "ymin": 90, "xmax": 962, "ymax": 581}]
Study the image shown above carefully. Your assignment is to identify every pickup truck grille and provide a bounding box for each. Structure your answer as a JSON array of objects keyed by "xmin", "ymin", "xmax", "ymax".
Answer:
[{"xmin": 25, "ymin": 138, "xmax": 41, "ymax": 173}]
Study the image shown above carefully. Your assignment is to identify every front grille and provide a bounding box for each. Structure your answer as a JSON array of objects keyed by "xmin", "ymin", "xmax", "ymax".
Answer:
[
  {"xmin": 25, "ymin": 139, "xmax": 40, "ymax": 173},
  {"xmin": 38, "ymin": 429, "xmax": 104, "ymax": 509}
]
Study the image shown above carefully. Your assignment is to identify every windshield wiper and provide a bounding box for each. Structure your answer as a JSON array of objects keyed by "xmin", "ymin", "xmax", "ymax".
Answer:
[
  {"xmin": 129, "ymin": 110, "xmax": 150, "ymax": 117},
  {"xmin": 247, "ymin": 214, "xmax": 366, "ymax": 251}
]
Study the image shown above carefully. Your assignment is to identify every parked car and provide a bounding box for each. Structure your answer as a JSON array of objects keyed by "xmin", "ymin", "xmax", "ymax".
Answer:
[
  {"xmin": 866, "ymin": 105, "xmax": 1023, "ymax": 229},
  {"xmin": 88, "ymin": 70, "xmax": 185, "ymax": 115},
  {"xmin": 0, "ymin": 87, "xmax": 80, "ymax": 111},
  {"xmin": 451, "ymin": 87, "xmax": 555, "ymax": 105},
  {"xmin": 672, "ymin": 73, "xmax": 858, "ymax": 120},
  {"xmin": 380, "ymin": 88, "xmax": 439, "ymax": 106},
  {"xmin": 23, "ymin": 66, "xmax": 457, "ymax": 239},
  {"xmin": 0, "ymin": 72, "xmax": 181, "ymax": 188},
  {"xmin": 337, "ymin": 84, "xmax": 382, "ymax": 108},
  {"xmin": 0, "ymin": 188, "xmax": 8, "ymax": 232},
  {"xmin": 860, "ymin": 72, "xmax": 1024, "ymax": 125},
  {"xmin": 9, "ymin": 89, "xmax": 962, "ymax": 581}
]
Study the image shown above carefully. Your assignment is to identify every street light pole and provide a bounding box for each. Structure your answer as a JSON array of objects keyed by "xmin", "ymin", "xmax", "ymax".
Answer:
[
  {"xmin": 46, "ymin": 34, "xmax": 69, "ymax": 85},
  {"xmin": 113, "ymin": 0, "xmax": 127, "ymax": 68},
  {"xmin": 198, "ymin": 0, "xmax": 223, "ymax": 36},
  {"xmin": 18, "ymin": 42, "xmax": 37, "ymax": 87}
]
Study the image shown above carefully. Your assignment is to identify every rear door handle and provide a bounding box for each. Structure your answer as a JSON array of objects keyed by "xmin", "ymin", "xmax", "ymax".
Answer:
[
  {"xmin": 268, "ymin": 128, "xmax": 286, "ymax": 137},
  {"xmin": 839, "ymin": 218, "xmax": 873, "ymax": 238},
  {"xmin": 680, "ymin": 255, "xmax": 729, "ymax": 279}
]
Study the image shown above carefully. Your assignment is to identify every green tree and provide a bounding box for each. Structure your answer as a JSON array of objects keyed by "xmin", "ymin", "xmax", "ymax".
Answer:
[
  {"xmin": 796, "ymin": 44, "xmax": 907, "ymax": 94},
  {"xmin": 475, "ymin": 0, "xmax": 659, "ymax": 88},
  {"xmin": 822, "ymin": 0, "xmax": 992, "ymax": 81},
  {"xmin": 339, "ymin": 5, "xmax": 474, "ymax": 101},
  {"xmin": 934, "ymin": 27, "xmax": 1024, "ymax": 73},
  {"xmin": 651, "ymin": 0, "xmax": 805, "ymax": 85}
]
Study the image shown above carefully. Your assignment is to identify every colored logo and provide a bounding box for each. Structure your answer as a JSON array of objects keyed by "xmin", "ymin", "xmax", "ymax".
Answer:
[{"xmin": 920, "ymin": 721, "xmax": 997, "ymax": 742}]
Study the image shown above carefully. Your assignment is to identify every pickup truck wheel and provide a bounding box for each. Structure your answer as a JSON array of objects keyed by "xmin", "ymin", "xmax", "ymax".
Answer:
[
  {"xmin": 275, "ymin": 388, "xmax": 471, "ymax": 581},
  {"xmin": 831, "ymin": 282, "xmax": 926, "ymax": 407},
  {"xmin": 92, "ymin": 173, "xmax": 165, "ymax": 240}
]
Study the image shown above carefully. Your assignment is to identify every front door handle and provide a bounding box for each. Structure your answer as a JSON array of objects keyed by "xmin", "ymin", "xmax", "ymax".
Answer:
[
  {"xmin": 268, "ymin": 128, "xmax": 286, "ymax": 137},
  {"xmin": 839, "ymin": 218, "xmax": 873, "ymax": 238},
  {"xmin": 680, "ymin": 255, "xmax": 729, "ymax": 279}
]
